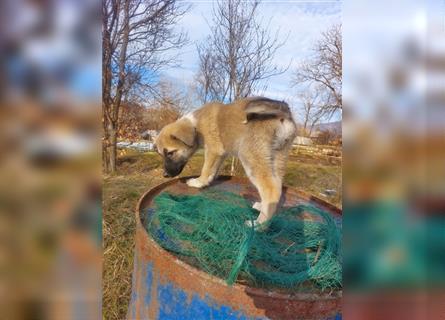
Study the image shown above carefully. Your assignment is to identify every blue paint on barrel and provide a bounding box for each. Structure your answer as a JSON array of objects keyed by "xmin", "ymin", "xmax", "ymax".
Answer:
[
  {"xmin": 131, "ymin": 257, "xmax": 341, "ymax": 320},
  {"xmin": 144, "ymin": 263, "xmax": 153, "ymax": 306},
  {"xmin": 213, "ymin": 305, "xmax": 249, "ymax": 320},
  {"xmin": 156, "ymin": 281, "xmax": 261, "ymax": 320}
]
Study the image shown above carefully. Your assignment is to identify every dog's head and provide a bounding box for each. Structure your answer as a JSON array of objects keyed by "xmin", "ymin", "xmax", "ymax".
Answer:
[{"xmin": 154, "ymin": 118, "xmax": 197, "ymax": 178}]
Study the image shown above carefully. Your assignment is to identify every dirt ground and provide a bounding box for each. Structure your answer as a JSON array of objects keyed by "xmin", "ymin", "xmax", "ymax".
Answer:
[{"xmin": 103, "ymin": 150, "xmax": 341, "ymax": 319}]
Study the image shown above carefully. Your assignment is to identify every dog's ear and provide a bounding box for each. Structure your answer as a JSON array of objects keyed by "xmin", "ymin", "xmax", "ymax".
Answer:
[{"xmin": 170, "ymin": 119, "xmax": 196, "ymax": 148}]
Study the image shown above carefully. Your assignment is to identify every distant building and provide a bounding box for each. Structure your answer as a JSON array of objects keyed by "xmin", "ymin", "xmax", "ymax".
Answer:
[
  {"xmin": 293, "ymin": 136, "xmax": 313, "ymax": 146},
  {"xmin": 309, "ymin": 131, "xmax": 321, "ymax": 139}
]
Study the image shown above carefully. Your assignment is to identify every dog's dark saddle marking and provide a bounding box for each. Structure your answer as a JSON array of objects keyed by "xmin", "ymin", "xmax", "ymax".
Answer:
[{"xmin": 244, "ymin": 97, "xmax": 291, "ymax": 122}]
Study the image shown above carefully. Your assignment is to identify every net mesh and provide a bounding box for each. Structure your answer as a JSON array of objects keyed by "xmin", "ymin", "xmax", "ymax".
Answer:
[{"xmin": 146, "ymin": 190, "xmax": 342, "ymax": 291}]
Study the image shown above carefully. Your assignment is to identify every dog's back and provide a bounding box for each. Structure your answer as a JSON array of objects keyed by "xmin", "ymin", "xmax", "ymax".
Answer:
[
  {"xmin": 244, "ymin": 97, "xmax": 293, "ymax": 121},
  {"xmin": 192, "ymin": 97, "xmax": 296, "ymax": 153}
]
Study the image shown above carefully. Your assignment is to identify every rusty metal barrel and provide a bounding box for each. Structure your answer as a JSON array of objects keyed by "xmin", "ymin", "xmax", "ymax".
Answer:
[{"xmin": 128, "ymin": 176, "xmax": 342, "ymax": 320}]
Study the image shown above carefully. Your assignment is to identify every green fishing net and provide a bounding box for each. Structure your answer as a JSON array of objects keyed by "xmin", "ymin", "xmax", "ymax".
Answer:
[{"xmin": 146, "ymin": 190, "xmax": 342, "ymax": 291}]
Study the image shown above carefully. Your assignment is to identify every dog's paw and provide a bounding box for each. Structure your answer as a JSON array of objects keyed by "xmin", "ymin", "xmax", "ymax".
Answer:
[
  {"xmin": 252, "ymin": 202, "xmax": 262, "ymax": 211},
  {"xmin": 245, "ymin": 219, "xmax": 258, "ymax": 228},
  {"xmin": 186, "ymin": 178, "xmax": 207, "ymax": 188},
  {"xmin": 244, "ymin": 218, "xmax": 268, "ymax": 232}
]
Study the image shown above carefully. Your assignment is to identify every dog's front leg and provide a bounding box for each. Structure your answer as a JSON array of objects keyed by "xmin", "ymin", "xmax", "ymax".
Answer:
[{"xmin": 187, "ymin": 150, "xmax": 225, "ymax": 188}]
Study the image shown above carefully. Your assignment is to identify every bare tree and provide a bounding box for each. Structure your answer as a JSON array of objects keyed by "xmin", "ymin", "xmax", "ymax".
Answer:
[
  {"xmin": 156, "ymin": 80, "xmax": 194, "ymax": 115},
  {"xmin": 118, "ymin": 101, "xmax": 148, "ymax": 141},
  {"xmin": 293, "ymin": 24, "xmax": 342, "ymax": 120},
  {"xmin": 118, "ymin": 79, "xmax": 195, "ymax": 141},
  {"xmin": 297, "ymin": 89, "xmax": 324, "ymax": 137},
  {"xmin": 143, "ymin": 80, "xmax": 194, "ymax": 130},
  {"xmin": 196, "ymin": 0, "xmax": 288, "ymax": 103},
  {"xmin": 102, "ymin": 0, "xmax": 188, "ymax": 173}
]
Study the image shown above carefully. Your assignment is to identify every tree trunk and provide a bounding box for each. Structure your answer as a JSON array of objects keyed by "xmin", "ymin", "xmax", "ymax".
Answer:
[
  {"xmin": 102, "ymin": 139, "xmax": 109, "ymax": 173},
  {"xmin": 103, "ymin": 0, "xmax": 130, "ymax": 174},
  {"xmin": 107, "ymin": 122, "xmax": 117, "ymax": 173}
]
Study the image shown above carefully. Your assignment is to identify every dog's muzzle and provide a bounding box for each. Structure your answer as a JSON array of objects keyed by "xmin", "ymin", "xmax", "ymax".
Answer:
[{"xmin": 163, "ymin": 159, "xmax": 186, "ymax": 177}]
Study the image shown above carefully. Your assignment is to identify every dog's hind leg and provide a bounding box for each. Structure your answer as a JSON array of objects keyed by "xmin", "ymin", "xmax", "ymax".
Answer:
[
  {"xmin": 241, "ymin": 158, "xmax": 282, "ymax": 229},
  {"xmin": 187, "ymin": 149, "xmax": 225, "ymax": 188},
  {"xmin": 273, "ymin": 148, "xmax": 290, "ymax": 183},
  {"xmin": 252, "ymin": 173, "xmax": 282, "ymax": 229}
]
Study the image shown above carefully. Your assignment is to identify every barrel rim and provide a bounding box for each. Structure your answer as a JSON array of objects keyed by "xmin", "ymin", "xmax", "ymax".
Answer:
[{"xmin": 135, "ymin": 175, "xmax": 343, "ymax": 301}]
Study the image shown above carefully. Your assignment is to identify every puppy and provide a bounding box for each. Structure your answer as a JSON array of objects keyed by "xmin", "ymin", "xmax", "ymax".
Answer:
[{"xmin": 155, "ymin": 97, "xmax": 297, "ymax": 228}]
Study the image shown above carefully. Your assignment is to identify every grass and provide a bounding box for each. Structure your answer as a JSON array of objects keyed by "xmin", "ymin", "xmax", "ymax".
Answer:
[{"xmin": 102, "ymin": 149, "xmax": 341, "ymax": 320}]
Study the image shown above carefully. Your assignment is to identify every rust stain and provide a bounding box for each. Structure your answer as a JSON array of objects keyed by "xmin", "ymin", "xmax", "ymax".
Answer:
[{"xmin": 135, "ymin": 251, "xmax": 141, "ymax": 320}]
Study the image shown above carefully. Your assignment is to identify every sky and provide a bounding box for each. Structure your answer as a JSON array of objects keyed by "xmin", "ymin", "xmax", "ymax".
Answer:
[{"xmin": 161, "ymin": 0, "xmax": 342, "ymax": 118}]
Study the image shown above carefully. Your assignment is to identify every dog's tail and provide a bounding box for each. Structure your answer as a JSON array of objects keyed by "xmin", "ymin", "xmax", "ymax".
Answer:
[{"xmin": 244, "ymin": 97, "xmax": 292, "ymax": 122}]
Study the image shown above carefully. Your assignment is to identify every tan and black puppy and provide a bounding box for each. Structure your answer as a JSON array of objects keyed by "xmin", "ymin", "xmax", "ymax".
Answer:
[{"xmin": 155, "ymin": 97, "xmax": 297, "ymax": 228}]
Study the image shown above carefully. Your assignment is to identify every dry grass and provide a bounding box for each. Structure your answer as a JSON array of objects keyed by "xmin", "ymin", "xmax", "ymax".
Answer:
[{"xmin": 102, "ymin": 149, "xmax": 341, "ymax": 319}]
